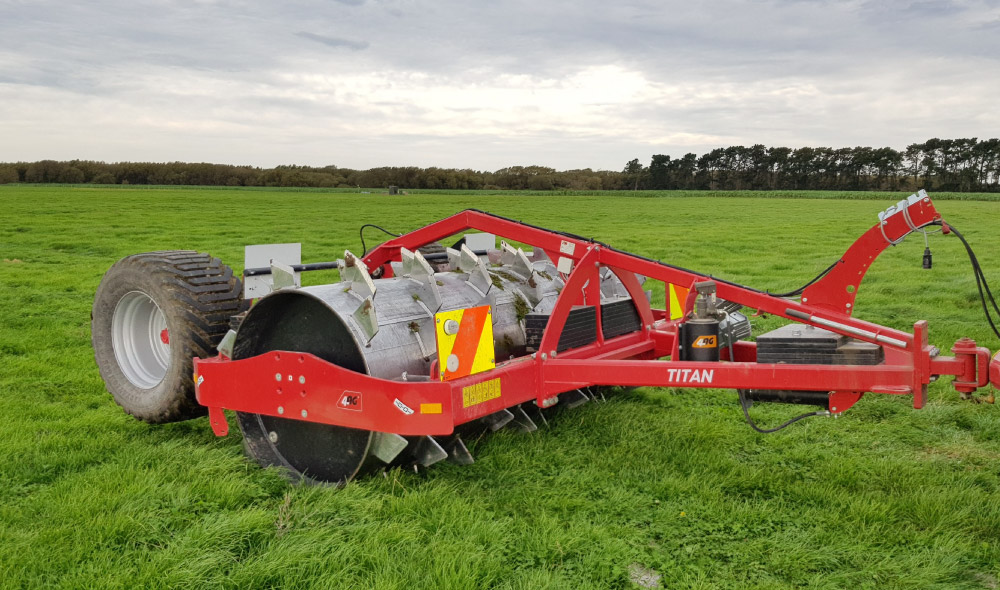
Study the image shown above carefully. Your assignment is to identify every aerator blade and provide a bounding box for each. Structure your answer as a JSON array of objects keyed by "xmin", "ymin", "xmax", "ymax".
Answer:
[
  {"xmin": 482, "ymin": 408, "xmax": 515, "ymax": 431},
  {"xmin": 563, "ymin": 389, "xmax": 590, "ymax": 409},
  {"xmin": 413, "ymin": 436, "xmax": 449, "ymax": 467},
  {"xmin": 509, "ymin": 405, "xmax": 538, "ymax": 432},
  {"xmin": 520, "ymin": 402, "xmax": 549, "ymax": 427},
  {"xmin": 444, "ymin": 436, "xmax": 475, "ymax": 465},
  {"xmin": 371, "ymin": 431, "xmax": 409, "ymax": 464}
]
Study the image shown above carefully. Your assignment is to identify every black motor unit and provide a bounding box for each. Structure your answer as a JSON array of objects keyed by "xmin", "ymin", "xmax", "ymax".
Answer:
[{"xmin": 746, "ymin": 323, "xmax": 884, "ymax": 408}]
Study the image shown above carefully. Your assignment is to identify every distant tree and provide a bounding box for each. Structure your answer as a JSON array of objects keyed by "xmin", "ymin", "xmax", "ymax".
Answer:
[
  {"xmin": 647, "ymin": 154, "xmax": 671, "ymax": 189},
  {"xmin": 0, "ymin": 164, "xmax": 18, "ymax": 184},
  {"xmin": 91, "ymin": 172, "xmax": 117, "ymax": 184},
  {"xmin": 623, "ymin": 158, "xmax": 645, "ymax": 190}
]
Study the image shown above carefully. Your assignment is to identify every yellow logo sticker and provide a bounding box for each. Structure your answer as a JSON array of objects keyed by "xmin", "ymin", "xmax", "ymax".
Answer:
[
  {"xmin": 692, "ymin": 335, "xmax": 718, "ymax": 348},
  {"xmin": 462, "ymin": 378, "xmax": 502, "ymax": 408}
]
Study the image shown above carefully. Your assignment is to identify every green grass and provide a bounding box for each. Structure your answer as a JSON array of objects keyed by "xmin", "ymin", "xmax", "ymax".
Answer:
[{"xmin": 1, "ymin": 184, "xmax": 1000, "ymax": 589}]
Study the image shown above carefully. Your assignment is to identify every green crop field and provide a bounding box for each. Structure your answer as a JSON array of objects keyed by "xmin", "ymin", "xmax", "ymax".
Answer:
[{"xmin": 2, "ymin": 185, "xmax": 1000, "ymax": 589}]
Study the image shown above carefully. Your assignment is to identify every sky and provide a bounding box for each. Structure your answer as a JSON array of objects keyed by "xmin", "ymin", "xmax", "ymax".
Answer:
[{"xmin": 1, "ymin": 0, "xmax": 999, "ymax": 171}]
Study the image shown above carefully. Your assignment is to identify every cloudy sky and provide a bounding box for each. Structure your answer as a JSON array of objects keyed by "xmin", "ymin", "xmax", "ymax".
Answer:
[{"xmin": 2, "ymin": 0, "xmax": 998, "ymax": 170}]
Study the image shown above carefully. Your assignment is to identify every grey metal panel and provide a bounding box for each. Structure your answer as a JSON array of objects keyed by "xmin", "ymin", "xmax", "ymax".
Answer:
[{"xmin": 244, "ymin": 243, "xmax": 301, "ymax": 298}]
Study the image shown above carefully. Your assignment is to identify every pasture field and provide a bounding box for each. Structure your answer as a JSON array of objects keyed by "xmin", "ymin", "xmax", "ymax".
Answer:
[{"xmin": 2, "ymin": 185, "xmax": 1000, "ymax": 589}]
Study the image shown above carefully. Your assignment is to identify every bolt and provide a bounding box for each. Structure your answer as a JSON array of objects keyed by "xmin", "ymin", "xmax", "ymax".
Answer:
[
  {"xmin": 541, "ymin": 353, "xmax": 547, "ymax": 360},
  {"xmin": 299, "ymin": 375, "xmax": 306, "ymax": 384},
  {"xmin": 268, "ymin": 431, "xmax": 278, "ymax": 443},
  {"xmin": 275, "ymin": 373, "xmax": 282, "ymax": 382},
  {"xmin": 277, "ymin": 406, "xmax": 284, "ymax": 415},
  {"xmin": 802, "ymin": 297, "xmax": 808, "ymax": 303},
  {"xmin": 831, "ymin": 406, "xmax": 838, "ymax": 412},
  {"xmin": 301, "ymin": 409, "xmax": 308, "ymax": 418},
  {"xmin": 846, "ymin": 303, "xmax": 852, "ymax": 309},
  {"xmin": 550, "ymin": 350, "xmax": 557, "ymax": 358}
]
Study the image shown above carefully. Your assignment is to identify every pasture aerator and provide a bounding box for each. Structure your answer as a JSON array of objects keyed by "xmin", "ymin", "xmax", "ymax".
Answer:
[{"xmin": 91, "ymin": 191, "xmax": 1000, "ymax": 484}]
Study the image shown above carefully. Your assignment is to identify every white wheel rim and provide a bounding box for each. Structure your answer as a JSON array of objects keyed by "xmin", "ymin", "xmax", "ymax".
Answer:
[{"xmin": 112, "ymin": 291, "xmax": 170, "ymax": 389}]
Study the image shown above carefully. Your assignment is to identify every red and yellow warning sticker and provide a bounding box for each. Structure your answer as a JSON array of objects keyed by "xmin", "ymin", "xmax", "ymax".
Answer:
[
  {"xmin": 668, "ymin": 283, "xmax": 690, "ymax": 320},
  {"xmin": 435, "ymin": 305, "xmax": 496, "ymax": 382}
]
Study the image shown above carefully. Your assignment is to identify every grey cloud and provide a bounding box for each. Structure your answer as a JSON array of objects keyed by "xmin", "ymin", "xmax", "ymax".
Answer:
[{"xmin": 296, "ymin": 31, "xmax": 370, "ymax": 50}]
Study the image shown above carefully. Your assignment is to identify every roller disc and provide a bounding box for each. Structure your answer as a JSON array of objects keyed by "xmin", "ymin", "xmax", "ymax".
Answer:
[{"xmin": 232, "ymin": 291, "xmax": 383, "ymax": 485}]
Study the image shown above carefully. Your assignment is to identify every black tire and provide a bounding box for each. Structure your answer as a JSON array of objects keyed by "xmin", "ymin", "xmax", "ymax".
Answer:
[{"xmin": 92, "ymin": 250, "xmax": 245, "ymax": 423}]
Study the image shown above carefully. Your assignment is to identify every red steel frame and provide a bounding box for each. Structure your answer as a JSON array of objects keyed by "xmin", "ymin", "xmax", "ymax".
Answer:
[{"xmin": 195, "ymin": 196, "xmax": 1000, "ymax": 438}]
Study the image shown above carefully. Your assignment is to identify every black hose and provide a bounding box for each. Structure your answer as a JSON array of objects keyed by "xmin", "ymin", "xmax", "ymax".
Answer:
[
  {"xmin": 724, "ymin": 320, "xmax": 824, "ymax": 433},
  {"xmin": 737, "ymin": 389, "xmax": 827, "ymax": 433},
  {"xmin": 359, "ymin": 224, "xmax": 401, "ymax": 256},
  {"xmin": 766, "ymin": 259, "xmax": 840, "ymax": 298},
  {"xmin": 947, "ymin": 222, "xmax": 1000, "ymax": 340}
]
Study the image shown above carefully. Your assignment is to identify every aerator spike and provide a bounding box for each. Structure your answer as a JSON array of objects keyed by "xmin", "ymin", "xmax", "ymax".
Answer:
[
  {"xmin": 500, "ymin": 241, "xmax": 518, "ymax": 265},
  {"xmin": 511, "ymin": 248, "xmax": 534, "ymax": 278},
  {"xmin": 270, "ymin": 260, "xmax": 297, "ymax": 291},
  {"xmin": 458, "ymin": 244, "xmax": 483, "ymax": 273},
  {"xmin": 413, "ymin": 436, "xmax": 449, "ymax": 467},
  {"xmin": 341, "ymin": 250, "xmax": 377, "ymax": 300},
  {"xmin": 461, "ymin": 244, "xmax": 493, "ymax": 296},
  {"xmin": 371, "ymin": 431, "xmax": 409, "ymax": 464},
  {"xmin": 410, "ymin": 249, "xmax": 435, "ymax": 278},
  {"xmin": 351, "ymin": 296, "xmax": 379, "ymax": 342},
  {"xmin": 445, "ymin": 247, "xmax": 462, "ymax": 271},
  {"xmin": 400, "ymin": 247, "xmax": 435, "ymax": 278},
  {"xmin": 399, "ymin": 246, "xmax": 415, "ymax": 273},
  {"xmin": 509, "ymin": 405, "xmax": 538, "ymax": 432},
  {"xmin": 529, "ymin": 248, "xmax": 550, "ymax": 263},
  {"xmin": 599, "ymin": 268, "xmax": 630, "ymax": 299},
  {"xmin": 216, "ymin": 329, "xmax": 236, "ymax": 359},
  {"xmin": 520, "ymin": 402, "xmax": 549, "ymax": 427},
  {"xmin": 408, "ymin": 274, "xmax": 443, "ymax": 313},
  {"xmin": 482, "ymin": 408, "xmax": 515, "ymax": 431},
  {"xmin": 563, "ymin": 389, "xmax": 590, "ymax": 409},
  {"xmin": 444, "ymin": 436, "xmax": 475, "ymax": 465}
]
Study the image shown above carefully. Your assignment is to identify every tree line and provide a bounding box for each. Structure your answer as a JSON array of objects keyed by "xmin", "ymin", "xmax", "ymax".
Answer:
[{"xmin": 2, "ymin": 138, "xmax": 998, "ymax": 192}]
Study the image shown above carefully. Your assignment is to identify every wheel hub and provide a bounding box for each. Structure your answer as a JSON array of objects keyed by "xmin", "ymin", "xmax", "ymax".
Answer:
[{"xmin": 112, "ymin": 291, "xmax": 170, "ymax": 389}]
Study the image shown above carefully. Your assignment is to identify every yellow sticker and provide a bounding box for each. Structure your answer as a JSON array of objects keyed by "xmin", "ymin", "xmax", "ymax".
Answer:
[
  {"xmin": 420, "ymin": 403, "xmax": 443, "ymax": 414},
  {"xmin": 669, "ymin": 283, "xmax": 691, "ymax": 320},
  {"xmin": 462, "ymin": 378, "xmax": 502, "ymax": 408}
]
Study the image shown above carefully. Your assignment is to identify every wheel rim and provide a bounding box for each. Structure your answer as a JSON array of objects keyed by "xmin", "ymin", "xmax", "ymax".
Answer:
[{"xmin": 112, "ymin": 291, "xmax": 170, "ymax": 389}]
